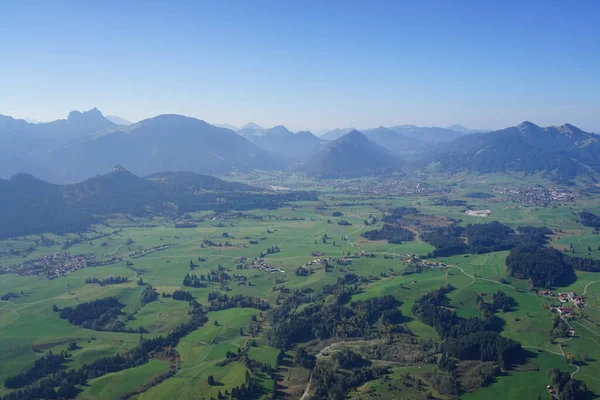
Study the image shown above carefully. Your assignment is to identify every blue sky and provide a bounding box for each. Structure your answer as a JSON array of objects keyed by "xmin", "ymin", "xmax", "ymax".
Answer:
[{"xmin": 1, "ymin": 0, "xmax": 599, "ymax": 132}]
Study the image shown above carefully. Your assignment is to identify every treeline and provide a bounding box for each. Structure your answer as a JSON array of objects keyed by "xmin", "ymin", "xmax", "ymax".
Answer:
[
  {"xmin": 579, "ymin": 210, "xmax": 600, "ymax": 228},
  {"xmin": 172, "ymin": 290, "xmax": 194, "ymax": 301},
  {"xmin": 4, "ymin": 351, "xmax": 70, "ymax": 389},
  {"xmin": 465, "ymin": 192, "xmax": 494, "ymax": 198},
  {"xmin": 57, "ymin": 297, "xmax": 129, "ymax": 332},
  {"xmin": 84, "ymin": 276, "xmax": 129, "ymax": 286},
  {"xmin": 267, "ymin": 288, "xmax": 407, "ymax": 349},
  {"xmin": 361, "ymin": 224, "xmax": 414, "ymax": 244},
  {"xmin": 412, "ymin": 286, "xmax": 521, "ymax": 369},
  {"xmin": 1, "ymin": 302, "xmax": 208, "ymax": 400},
  {"xmin": 422, "ymin": 222, "xmax": 551, "ymax": 258},
  {"xmin": 140, "ymin": 285, "xmax": 159, "ymax": 306},
  {"xmin": 207, "ymin": 292, "xmax": 270, "ymax": 311}
]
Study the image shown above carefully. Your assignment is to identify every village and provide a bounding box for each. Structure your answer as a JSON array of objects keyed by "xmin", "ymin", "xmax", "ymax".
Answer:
[
  {"xmin": 538, "ymin": 289, "xmax": 587, "ymax": 322},
  {"xmin": 18, "ymin": 252, "xmax": 100, "ymax": 279},
  {"xmin": 492, "ymin": 185, "xmax": 577, "ymax": 207}
]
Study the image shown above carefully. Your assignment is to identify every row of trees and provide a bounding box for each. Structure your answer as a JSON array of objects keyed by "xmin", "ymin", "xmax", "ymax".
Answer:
[
  {"xmin": 4, "ymin": 351, "xmax": 71, "ymax": 389},
  {"xmin": 84, "ymin": 276, "xmax": 129, "ymax": 286},
  {"xmin": 207, "ymin": 292, "xmax": 270, "ymax": 312}
]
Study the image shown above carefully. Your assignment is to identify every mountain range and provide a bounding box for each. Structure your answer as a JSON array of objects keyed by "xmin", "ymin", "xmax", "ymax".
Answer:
[
  {"xmin": 1, "ymin": 107, "xmax": 598, "ymax": 182},
  {"xmin": 237, "ymin": 125, "xmax": 326, "ymax": 163},
  {"xmin": 0, "ymin": 167, "xmax": 315, "ymax": 239}
]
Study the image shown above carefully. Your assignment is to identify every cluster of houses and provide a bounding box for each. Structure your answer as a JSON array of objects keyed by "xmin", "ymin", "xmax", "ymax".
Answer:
[
  {"xmin": 558, "ymin": 291, "xmax": 586, "ymax": 308},
  {"xmin": 540, "ymin": 290, "xmax": 586, "ymax": 308},
  {"xmin": 492, "ymin": 185, "xmax": 576, "ymax": 206},
  {"xmin": 19, "ymin": 252, "xmax": 98, "ymax": 278},
  {"xmin": 404, "ymin": 254, "xmax": 447, "ymax": 269},
  {"xmin": 249, "ymin": 257, "xmax": 284, "ymax": 273},
  {"xmin": 551, "ymin": 306, "xmax": 575, "ymax": 318}
]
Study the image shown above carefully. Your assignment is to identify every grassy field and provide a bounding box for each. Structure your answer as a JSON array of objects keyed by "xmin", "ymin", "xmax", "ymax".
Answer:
[{"xmin": 1, "ymin": 176, "xmax": 600, "ymax": 399}]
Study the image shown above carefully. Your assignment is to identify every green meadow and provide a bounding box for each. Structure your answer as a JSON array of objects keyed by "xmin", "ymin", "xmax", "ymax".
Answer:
[{"xmin": 1, "ymin": 177, "xmax": 600, "ymax": 399}]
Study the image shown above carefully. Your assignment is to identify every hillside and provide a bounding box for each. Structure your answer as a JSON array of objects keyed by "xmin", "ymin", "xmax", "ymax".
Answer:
[
  {"xmin": 238, "ymin": 125, "xmax": 326, "ymax": 163},
  {"xmin": 45, "ymin": 114, "xmax": 282, "ymax": 182},
  {"xmin": 301, "ymin": 130, "xmax": 403, "ymax": 178},
  {"xmin": 363, "ymin": 126, "xmax": 429, "ymax": 155},
  {"xmin": 320, "ymin": 127, "xmax": 356, "ymax": 141},
  {"xmin": 0, "ymin": 167, "xmax": 314, "ymax": 239},
  {"xmin": 0, "ymin": 111, "xmax": 283, "ymax": 182},
  {"xmin": 425, "ymin": 122, "xmax": 600, "ymax": 178}
]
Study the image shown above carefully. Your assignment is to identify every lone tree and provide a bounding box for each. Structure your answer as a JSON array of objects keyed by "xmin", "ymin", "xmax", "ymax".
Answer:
[{"xmin": 207, "ymin": 375, "xmax": 215, "ymax": 385}]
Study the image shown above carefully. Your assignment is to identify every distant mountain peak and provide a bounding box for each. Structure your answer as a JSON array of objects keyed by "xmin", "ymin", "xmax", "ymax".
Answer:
[
  {"xmin": 344, "ymin": 129, "xmax": 364, "ymax": 138},
  {"xmin": 68, "ymin": 107, "xmax": 103, "ymax": 120},
  {"xmin": 240, "ymin": 122, "xmax": 263, "ymax": 130},
  {"xmin": 517, "ymin": 121, "xmax": 540, "ymax": 130},
  {"xmin": 112, "ymin": 164, "xmax": 128, "ymax": 172}
]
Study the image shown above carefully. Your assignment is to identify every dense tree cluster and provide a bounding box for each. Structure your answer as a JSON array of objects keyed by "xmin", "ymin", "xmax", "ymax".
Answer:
[
  {"xmin": 506, "ymin": 244, "xmax": 575, "ymax": 288},
  {"xmin": 566, "ymin": 255, "xmax": 600, "ymax": 273},
  {"xmin": 421, "ymin": 224, "xmax": 468, "ymax": 257},
  {"xmin": 267, "ymin": 290, "xmax": 404, "ymax": 349},
  {"xmin": 182, "ymin": 273, "xmax": 206, "ymax": 288},
  {"xmin": 172, "ymin": 290, "xmax": 194, "ymax": 301},
  {"xmin": 331, "ymin": 349, "xmax": 370, "ymax": 369},
  {"xmin": 516, "ymin": 226, "xmax": 553, "ymax": 244},
  {"xmin": 422, "ymin": 222, "xmax": 552, "ymax": 258},
  {"xmin": 412, "ymin": 286, "xmax": 521, "ymax": 369},
  {"xmin": 84, "ymin": 276, "xmax": 129, "ymax": 286},
  {"xmin": 57, "ymin": 297, "xmax": 128, "ymax": 331},
  {"xmin": 547, "ymin": 368, "xmax": 590, "ymax": 400},
  {"xmin": 310, "ymin": 361, "xmax": 389, "ymax": 400},
  {"xmin": 294, "ymin": 347, "xmax": 316, "ymax": 369},
  {"xmin": 579, "ymin": 210, "xmax": 600, "ymax": 228},
  {"xmin": 4, "ymin": 351, "xmax": 70, "ymax": 389},
  {"xmin": 381, "ymin": 207, "xmax": 420, "ymax": 223},
  {"xmin": 549, "ymin": 316, "xmax": 571, "ymax": 339},
  {"xmin": 140, "ymin": 285, "xmax": 159, "ymax": 306},
  {"xmin": 0, "ymin": 292, "xmax": 19, "ymax": 301},
  {"xmin": 361, "ymin": 224, "xmax": 414, "ymax": 244},
  {"xmin": 464, "ymin": 221, "xmax": 518, "ymax": 254},
  {"xmin": 207, "ymin": 292, "xmax": 270, "ymax": 311},
  {"xmin": 295, "ymin": 266, "xmax": 310, "ymax": 276}
]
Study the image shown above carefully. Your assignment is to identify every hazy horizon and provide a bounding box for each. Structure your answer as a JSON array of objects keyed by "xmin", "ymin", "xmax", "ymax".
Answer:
[{"xmin": 2, "ymin": 0, "xmax": 599, "ymax": 132}]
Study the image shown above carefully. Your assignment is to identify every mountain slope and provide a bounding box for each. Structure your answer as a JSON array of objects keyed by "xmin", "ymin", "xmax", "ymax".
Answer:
[
  {"xmin": 238, "ymin": 125, "xmax": 326, "ymax": 163},
  {"xmin": 301, "ymin": 130, "xmax": 403, "ymax": 178},
  {"xmin": 426, "ymin": 122, "xmax": 600, "ymax": 178},
  {"xmin": 320, "ymin": 127, "xmax": 355, "ymax": 141},
  {"xmin": 363, "ymin": 127, "xmax": 429, "ymax": 155},
  {"xmin": 106, "ymin": 115, "xmax": 133, "ymax": 125},
  {"xmin": 0, "ymin": 167, "xmax": 315, "ymax": 239},
  {"xmin": 46, "ymin": 114, "xmax": 282, "ymax": 182}
]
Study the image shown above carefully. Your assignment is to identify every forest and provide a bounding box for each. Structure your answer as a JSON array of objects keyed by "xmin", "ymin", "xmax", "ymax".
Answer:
[
  {"xmin": 57, "ymin": 297, "xmax": 130, "ymax": 332},
  {"xmin": 412, "ymin": 286, "xmax": 521, "ymax": 369}
]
